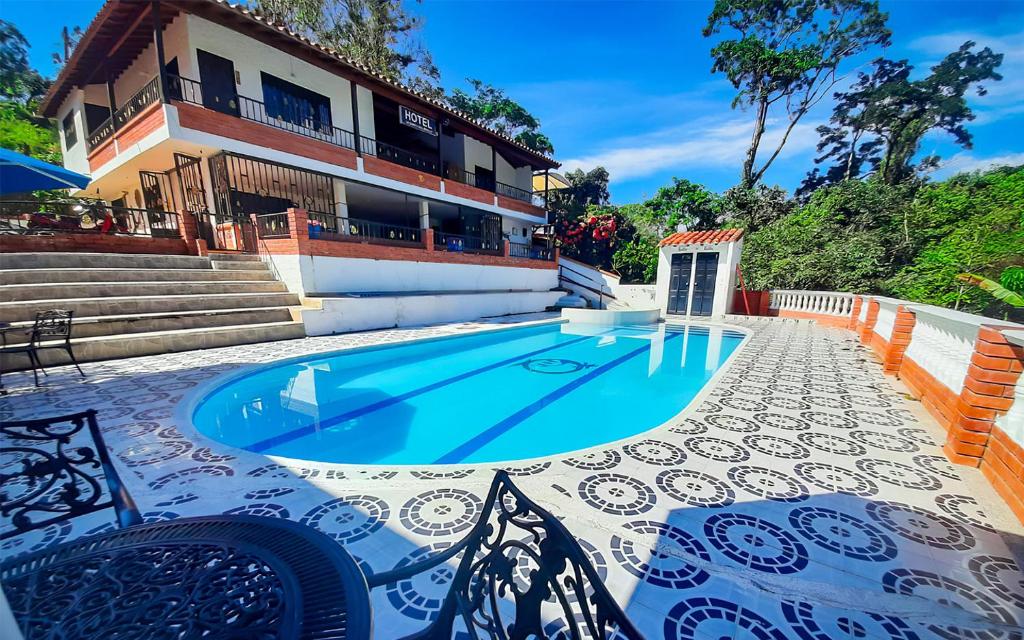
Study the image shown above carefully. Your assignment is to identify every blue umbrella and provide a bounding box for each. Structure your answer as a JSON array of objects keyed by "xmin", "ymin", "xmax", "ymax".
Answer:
[{"xmin": 0, "ymin": 147, "xmax": 91, "ymax": 195}]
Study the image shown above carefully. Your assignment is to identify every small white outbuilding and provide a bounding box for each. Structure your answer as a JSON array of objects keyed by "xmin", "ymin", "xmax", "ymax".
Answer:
[{"xmin": 655, "ymin": 228, "xmax": 744, "ymax": 318}]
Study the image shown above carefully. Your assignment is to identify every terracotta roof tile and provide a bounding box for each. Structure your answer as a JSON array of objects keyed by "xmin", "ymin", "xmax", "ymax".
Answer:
[{"xmin": 660, "ymin": 228, "xmax": 744, "ymax": 246}]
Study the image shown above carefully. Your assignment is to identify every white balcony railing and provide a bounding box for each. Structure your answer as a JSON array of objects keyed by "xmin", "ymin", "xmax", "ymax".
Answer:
[
  {"xmin": 768, "ymin": 290, "xmax": 854, "ymax": 316},
  {"xmin": 872, "ymin": 297, "xmax": 902, "ymax": 342}
]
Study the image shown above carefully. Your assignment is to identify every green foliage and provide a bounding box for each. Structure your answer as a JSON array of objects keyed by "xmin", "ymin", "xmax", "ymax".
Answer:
[
  {"xmin": 448, "ymin": 79, "xmax": 553, "ymax": 154},
  {"xmin": 957, "ymin": 274, "xmax": 1024, "ymax": 308},
  {"xmin": 703, "ymin": 0, "xmax": 890, "ymax": 187},
  {"xmin": 1001, "ymin": 266, "xmax": 1024, "ymax": 294},
  {"xmin": 0, "ymin": 20, "xmax": 58, "ymax": 164},
  {"xmin": 634, "ymin": 178, "xmax": 722, "ymax": 235},
  {"xmin": 721, "ymin": 183, "xmax": 794, "ymax": 232},
  {"xmin": 0, "ymin": 101, "xmax": 59, "ymax": 162},
  {"xmin": 612, "ymin": 233, "xmax": 659, "ymax": 284}
]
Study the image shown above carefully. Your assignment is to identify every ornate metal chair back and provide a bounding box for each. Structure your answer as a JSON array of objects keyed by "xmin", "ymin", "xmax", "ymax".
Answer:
[
  {"xmin": 368, "ymin": 470, "xmax": 645, "ymax": 640},
  {"xmin": 0, "ymin": 409, "xmax": 142, "ymax": 540},
  {"xmin": 31, "ymin": 309, "xmax": 74, "ymax": 346}
]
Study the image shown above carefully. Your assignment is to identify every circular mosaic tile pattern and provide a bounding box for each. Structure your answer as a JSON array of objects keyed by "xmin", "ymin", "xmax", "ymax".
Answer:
[
  {"xmin": 496, "ymin": 462, "xmax": 552, "ymax": 476},
  {"xmin": 804, "ymin": 395, "xmax": 853, "ymax": 411},
  {"xmin": 849, "ymin": 429, "xmax": 919, "ymax": 453},
  {"xmin": 147, "ymin": 464, "xmax": 235, "ymax": 506},
  {"xmin": 665, "ymin": 597, "xmax": 788, "ymax": 640},
  {"xmin": 720, "ymin": 397, "xmax": 768, "ymax": 412},
  {"xmin": 968, "ymin": 555, "xmax": 1024, "ymax": 610},
  {"xmin": 780, "ymin": 600, "xmax": 921, "ymax": 640},
  {"xmin": 0, "ymin": 521, "xmax": 72, "ymax": 555},
  {"xmin": 399, "ymin": 489, "xmax": 483, "ymax": 536},
  {"xmin": 656, "ymin": 469, "xmax": 735, "ymax": 508},
  {"xmin": 409, "ymin": 469, "xmax": 474, "ymax": 480},
  {"xmin": 684, "ymin": 436, "xmax": 750, "ymax": 463},
  {"xmin": 794, "ymin": 462, "xmax": 879, "ymax": 497},
  {"xmin": 300, "ymin": 494, "xmax": 389, "ymax": 543},
  {"xmin": 223, "ymin": 502, "xmax": 290, "ymax": 518},
  {"xmin": 669, "ymin": 420, "xmax": 709, "ymax": 436},
  {"xmin": 912, "ymin": 454, "xmax": 958, "ymax": 481},
  {"xmin": 882, "ymin": 569, "xmax": 1017, "ymax": 640},
  {"xmin": 899, "ymin": 427, "xmax": 938, "ymax": 447},
  {"xmin": 754, "ymin": 412, "xmax": 811, "ymax": 431},
  {"xmin": 704, "ymin": 414, "xmax": 760, "ymax": 433},
  {"xmin": 243, "ymin": 487, "xmax": 296, "ymax": 500},
  {"xmin": 106, "ymin": 421, "xmax": 160, "ymax": 438},
  {"xmin": 247, "ymin": 463, "xmax": 320, "ymax": 479},
  {"xmin": 801, "ymin": 411, "xmax": 857, "ymax": 430},
  {"xmin": 846, "ymin": 409, "xmax": 903, "ymax": 427},
  {"xmin": 728, "ymin": 466, "xmax": 809, "ymax": 503},
  {"xmin": 743, "ymin": 434, "xmax": 810, "ymax": 460},
  {"xmin": 797, "ymin": 432, "xmax": 867, "ymax": 457},
  {"xmin": 385, "ymin": 542, "xmax": 455, "ymax": 622},
  {"xmin": 117, "ymin": 439, "xmax": 192, "ymax": 467},
  {"xmin": 846, "ymin": 394, "xmax": 893, "ymax": 409},
  {"xmin": 704, "ymin": 512, "xmax": 808, "ymax": 574},
  {"xmin": 788, "ymin": 506, "xmax": 897, "ymax": 562},
  {"xmin": 610, "ymin": 520, "xmax": 711, "ymax": 589},
  {"xmin": 856, "ymin": 459, "xmax": 942, "ymax": 491},
  {"xmin": 935, "ymin": 494, "xmax": 995, "ymax": 532},
  {"xmin": 622, "ymin": 439, "xmax": 687, "ymax": 466},
  {"xmin": 562, "ymin": 449, "xmax": 622, "ymax": 471},
  {"xmin": 866, "ymin": 502, "xmax": 976, "ymax": 551},
  {"xmin": 578, "ymin": 473, "xmax": 656, "ymax": 516}
]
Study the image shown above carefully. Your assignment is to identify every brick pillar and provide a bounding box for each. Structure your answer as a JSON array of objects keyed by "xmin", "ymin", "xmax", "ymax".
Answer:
[
  {"xmin": 286, "ymin": 208, "xmax": 309, "ymax": 254},
  {"xmin": 848, "ymin": 296, "xmax": 863, "ymax": 331},
  {"xmin": 423, "ymin": 228, "xmax": 435, "ymax": 252},
  {"xmin": 503, "ymin": 238, "xmax": 511, "ymax": 258},
  {"xmin": 883, "ymin": 305, "xmax": 915, "ymax": 374},
  {"xmin": 944, "ymin": 326, "xmax": 1023, "ymax": 467},
  {"xmin": 178, "ymin": 210, "xmax": 200, "ymax": 256},
  {"xmin": 859, "ymin": 298, "xmax": 879, "ymax": 344}
]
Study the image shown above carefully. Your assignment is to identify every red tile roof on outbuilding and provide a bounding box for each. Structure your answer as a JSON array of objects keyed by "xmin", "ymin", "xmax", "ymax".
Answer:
[{"xmin": 660, "ymin": 228, "xmax": 744, "ymax": 246}]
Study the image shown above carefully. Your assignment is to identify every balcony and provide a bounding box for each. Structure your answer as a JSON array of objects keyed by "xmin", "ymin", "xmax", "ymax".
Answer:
[{"xmin": 87, "ymin": 76, "xmax": 163, "ymax": 150}]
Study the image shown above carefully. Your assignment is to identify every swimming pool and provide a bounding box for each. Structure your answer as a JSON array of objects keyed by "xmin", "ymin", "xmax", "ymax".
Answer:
[{"xmin": 192, "ymin": 322, "xmax": 745, "ymax": 465}]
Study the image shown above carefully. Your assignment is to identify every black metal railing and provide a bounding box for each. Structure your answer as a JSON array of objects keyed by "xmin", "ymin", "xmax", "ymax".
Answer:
[
  {"xmin": 445, "ymin": 167, "xmax": 495, "ymax": 192},
  {"xmin": 86, "ymin": 77, "xmax": 163, "ymax": 151},
  {"xmin": 255, "ymin": 212, "xmax": 290, "ymax": 238},
  {"xmin": 306, "ymin": 211, "xmax": 339, "ymax": 235},
  {"xmin": 360, "ymin": 136, "xmax": 439, "ymax": 175},
  {"xmin": 508, "ymin": 242, "xmax": 555, "ymax": 261},
  {"xmin": 168, "ymin": 75, "xmax": 356, "ymax": 151},
  {"xmin": 496, "ymin": 180, "xmax": 532, "ymax": 203},
  {"xmin": 433, "ymin": 231, "xmax": 502, "ymax": 255},
  {"xmin": 0, "ymin": 201, "xmax": 180, "ymax": 238},
  {"xmin": 319, "ymin": 217, "xmax": 423, "ymax": 245}
]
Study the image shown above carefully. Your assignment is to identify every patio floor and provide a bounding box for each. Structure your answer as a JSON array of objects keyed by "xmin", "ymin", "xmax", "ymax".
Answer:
[{"xmin": 2, "ymin": 315, "xmax": 1022, "ymax": 640}]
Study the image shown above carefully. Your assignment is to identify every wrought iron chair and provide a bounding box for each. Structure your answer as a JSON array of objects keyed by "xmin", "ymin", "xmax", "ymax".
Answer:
[
  {"xmin": 0, "ymin": 409, "xmax": 141, "ymax": 540},
  {"xmin": 0, "ymin": 309, "xmax": 84, "ymax": 387},
  {"xmin": 367, "ymin": 470, "xmax": 645, "ymax": 640}
]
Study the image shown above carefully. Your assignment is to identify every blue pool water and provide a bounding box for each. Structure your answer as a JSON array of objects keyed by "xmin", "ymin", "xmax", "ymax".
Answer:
[{"xmin": 192, "ymin": 322, "xmax": 744, "ymax": 465}]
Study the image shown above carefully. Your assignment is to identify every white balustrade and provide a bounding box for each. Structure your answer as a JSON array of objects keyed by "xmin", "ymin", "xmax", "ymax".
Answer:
[
  {"xmin": 768, "ymin": 290, "xmax": 854, "ymax": 316},
  {"xmin": 903, "ymin": 305, "xmax": 988, "ymax": 395},
  {"xmin": 872, "ymin": 297, "xmax": 901, "ymax": 342}
]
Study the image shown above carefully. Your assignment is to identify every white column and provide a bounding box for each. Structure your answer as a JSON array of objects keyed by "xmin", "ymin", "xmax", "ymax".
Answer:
[
  {"xmin": 419, "ymin": 200, "xmax": 430, "ymax": 230},
  {"xmin": 333, "ymin": 180, "xmax": 348, "ymax": 234}
]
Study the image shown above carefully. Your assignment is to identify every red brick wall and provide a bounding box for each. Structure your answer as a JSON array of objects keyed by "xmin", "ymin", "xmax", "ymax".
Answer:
[
  {"xmin": 848, "ymin": 296, "xmax": 863, "ymax": 330},
  {"xmin": 774, "ymin": 309, "xmax": 852, "ymax": 328},
  {"xmin": 982, "ymin": 425, "xmax": 1024, "ymax": 523},
  {"xmin": 497, "ymin": 195, "xmax": 545, "ymax": 217},
  {"xmin": 87, "ymin": 104, "xmax": 166, "ymax": 172},
  {"xmin": 444, "ymin": 180, "xmax": 494, "ymax": 205},
  {"xmin": 883, "ymin": 305, "xmax": 915, "ymax": 373},
  {"xmin": 87, "ymin": 139, "xmax": 117, "ymax": 171},
  {"xmin": 0, "ymin": 233, "xmax": 189, "ymax": 255},
  {"xmin": 362, "ymin": 155, "xmax": 441, "ymax": 191},
  {"xmin": 175, "ymin": 102, "xmax": 358, "ymax": 170},
  {"xmin": 859, "ymin": 299, "xmax": 879, "ymax": 344}
]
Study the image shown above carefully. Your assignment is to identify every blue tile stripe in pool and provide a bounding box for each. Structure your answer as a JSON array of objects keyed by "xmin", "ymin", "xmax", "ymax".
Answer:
[
  {"xmin": 246, "ymin": 332, "xmax": 604, "ymax": 453},
  {"xmin": 433, "ymin": 331, "xmax": 685, "ymax": 464}
]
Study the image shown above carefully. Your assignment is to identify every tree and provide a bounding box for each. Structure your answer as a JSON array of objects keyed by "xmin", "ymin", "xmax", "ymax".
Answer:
[
  {"xmin": 721, "ymin": 183, "xmax": 794, "ymax": 232},
  {"xmin": 255, "ymin": 0, "xmax": 442, "ymax": 97},
  {"xmin": 802, "ymin": 43, "xmax": 1003, "ymax": 191},
  {"xmin": 447, "ymin": 79, "xmax": 553, "ymax": 154},
  {"xmin": 51, "ymin": 25, "xmax": 83, "ymax": 70},
  {"xmin": 0, "ymin": 20, "xmax": 58, "ymax": 163},
  {"xmin": 703, "ymin": 0, "xmax": 890, "ymax": 188},
  {"xmin": 632, "ymin": 178, "xmax": 723, "ymax": 235}
]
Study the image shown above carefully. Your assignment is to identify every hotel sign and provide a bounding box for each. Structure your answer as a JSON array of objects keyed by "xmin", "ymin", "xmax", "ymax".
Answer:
[{"xmin": 399, "ymin": 105, "xmax": 437, "ymax": 136}]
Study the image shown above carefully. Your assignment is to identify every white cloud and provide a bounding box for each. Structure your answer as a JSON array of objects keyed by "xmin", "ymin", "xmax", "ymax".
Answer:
[
  {"xmin": 558, "ymin": 116, "xmax": 820, "ymax": 182},
  {"xmin": 933, "ymin": 151, "xmax": 1024, "ymax": 178}
]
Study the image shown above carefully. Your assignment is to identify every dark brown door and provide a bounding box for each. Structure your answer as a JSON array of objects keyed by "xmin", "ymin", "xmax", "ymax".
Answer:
[
  {"xmin": 691, "ymin": 252, "xmax": 719, "ymax": 316},
  {"xmin": 197, "ymin": 50, "xmax": 238, "ymax": 116},
  {"xmin": 667, "ymin": 253, "xmax": 692, "ymax": 315}
]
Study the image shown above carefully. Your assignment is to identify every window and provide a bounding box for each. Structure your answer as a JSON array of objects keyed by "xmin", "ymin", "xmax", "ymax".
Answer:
[
  {"xmin": 260, "ymin": 72, "xmax": 332, "ymax": 131},
  {"xmin": 62, "ymin": 111, "xmax": 78, "ymax": 149}
]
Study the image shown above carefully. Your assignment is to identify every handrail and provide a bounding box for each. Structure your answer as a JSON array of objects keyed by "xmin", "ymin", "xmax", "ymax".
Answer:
[
  {"xmin": 318, "ymin": 216, "xmax": 423, "ymax": 245},
  {"xmin": 86, "ymin": 76, "xmax": 162, "ymax": 150},
  {"xmin": 0, "ymin": 200, "xmax": 180, "ymax": 237},
  {"xmin": 769, "ymin": 290, "xmax": 854, "ymax": 316},
  {"xmin": 496, "ymin": 180, "xmax": 532, "ymax": 202},
  {"xmin": 433, "ymin": 230, "xmax": 501, "ymax": 255},
  {"xmin": 360, "ymin": 136, "xmax": 439, "ymax": 174}
]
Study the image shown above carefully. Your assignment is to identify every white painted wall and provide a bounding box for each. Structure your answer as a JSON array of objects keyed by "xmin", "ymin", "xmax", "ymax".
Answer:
[
  {"xmin": 55, "ymin": 90, "xmax": 90, "ymax": 175},
  {"xmin": 502, "ymin": 216, "xmax": 532, "ymax": 244},
  {"xmin": 558, "ymin": 256, "xmax": 621, "ymax": 308},
  {"xmin": 266, "ymin": 253, "xmax": 558, "ymax": 295},
  {"xmin": 302, "ymin": 290, "xmax": 561, "ymax": 334},
  {"xmin": 654, "ymin": 239, "xmax": 742, "ymax": 318},
  {"xmin": 114, "ymin": 14, "xmax": 190, "ymax": 105},
  {"xmin": 464, "ymin": 136, "xmax": 493, "ymax": 173},
  {"xmin": 495, "ymin": 152, "xmax": 532, "ymax": 193},
  {"xmin": 611, "ymin": 284, "xmax": 658, "ymax": 309},
  {"xmin": 355, "ymin": 85, "xmax": 374, "ymax": 140},
  {"xmin": 185, "ymin": 15, "xmax": 355, "ymax": 132}
]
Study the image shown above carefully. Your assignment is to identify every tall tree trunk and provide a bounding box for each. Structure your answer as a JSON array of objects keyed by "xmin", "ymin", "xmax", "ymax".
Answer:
[{"xmin": 741, "ymin": 95, "xmax": 769, "ymax": 188}]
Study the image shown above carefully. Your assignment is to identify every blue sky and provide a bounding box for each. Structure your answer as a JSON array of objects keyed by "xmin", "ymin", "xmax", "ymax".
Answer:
[{"xmin": 6, "ymin": 0, "xmax": 1023, "ymax": 203}]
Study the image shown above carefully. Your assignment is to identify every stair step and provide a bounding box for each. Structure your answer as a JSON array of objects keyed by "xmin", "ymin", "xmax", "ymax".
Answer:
[
  {"xmin": 1, "ymin": 306, "xmax": 297, "ymax": 340},
  {"xmin": 0, "ymin": 321, "xmax": 306, "ymax": 371},
  {"xmin": 0, "ymin": 292, "xmax": 302, "ymax": 323},
  {"xmin": 210, "ymin": 259, "xmax": 269, "ymax": 271},
  {"xmin": 206, "ymin": 252, "xmax": 262, "ymax": 262},
  {"xmin": 3, "ymin": 280, "xmax": 288, "ymax": 302},
  {"xmin": 0, "ymin": 252, "xmax": 215, "ymax": 270},
  {"xmin": 0, "ymin": 267, "xmax": 276, "ymax": 285}
]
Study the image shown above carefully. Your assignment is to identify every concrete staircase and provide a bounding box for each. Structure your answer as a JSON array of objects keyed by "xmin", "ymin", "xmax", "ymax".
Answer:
[{"xmin": 0, "ymin": 252, "xmax": 306, "ymax": 370}]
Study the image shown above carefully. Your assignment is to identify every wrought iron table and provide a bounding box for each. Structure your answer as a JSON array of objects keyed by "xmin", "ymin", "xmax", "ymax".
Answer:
[{"xmin": 0, "ymin": 515, "xmax": 372, "ymax": 640}]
